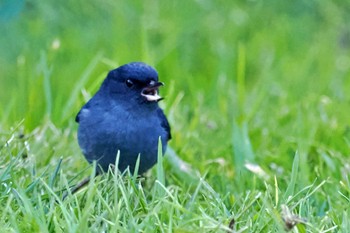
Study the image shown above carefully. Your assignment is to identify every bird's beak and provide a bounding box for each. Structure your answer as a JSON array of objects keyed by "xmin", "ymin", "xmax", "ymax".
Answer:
[{"xmin": 141, "ymin": 81, "xmax": 164, "ymax": 102}]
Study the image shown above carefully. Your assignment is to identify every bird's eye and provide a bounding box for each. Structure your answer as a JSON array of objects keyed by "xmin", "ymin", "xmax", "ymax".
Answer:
[{"xmin": 125, "ymin": 79, "xmax": 134, "ymax": 88}]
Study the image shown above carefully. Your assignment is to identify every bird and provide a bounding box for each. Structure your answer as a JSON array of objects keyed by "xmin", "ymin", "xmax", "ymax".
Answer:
[{"xmin": 75, "ymin": 62, "xmax": 171, "ymax": 175}]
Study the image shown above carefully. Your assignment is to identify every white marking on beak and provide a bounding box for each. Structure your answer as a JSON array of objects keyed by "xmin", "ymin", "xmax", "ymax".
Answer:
[{"xmin": 141, "ymin": 91, "xmax": 162, "ymax": 102}]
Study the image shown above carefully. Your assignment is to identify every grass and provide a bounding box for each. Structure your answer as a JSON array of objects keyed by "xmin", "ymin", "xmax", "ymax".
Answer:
[{"xmin": 1, "ymin": 0, "xmax": 350, "ymax": 232}]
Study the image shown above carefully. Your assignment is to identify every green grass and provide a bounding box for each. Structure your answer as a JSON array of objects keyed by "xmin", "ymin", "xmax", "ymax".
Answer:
[{"xmin": 1, "ymin": 0, "xmax": 350, "ymax": 232}]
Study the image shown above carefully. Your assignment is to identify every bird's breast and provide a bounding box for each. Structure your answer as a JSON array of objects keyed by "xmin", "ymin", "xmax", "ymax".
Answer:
[{"xmin": 78, "ymin": 107, "xmax": 167, "ymax": 154}]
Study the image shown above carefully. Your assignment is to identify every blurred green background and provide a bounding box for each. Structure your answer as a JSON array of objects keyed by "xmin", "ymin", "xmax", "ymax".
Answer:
[
  {"xmin": 2, "ymin": 0, "xmax": 350, "ymax": 183},
  {"xmin": 1, "ymin": 0, "xmax": 350, "ymax": 231},
  {"xmin": 2, "ymin": 0, "xmax": 349, "ymax": 129}
]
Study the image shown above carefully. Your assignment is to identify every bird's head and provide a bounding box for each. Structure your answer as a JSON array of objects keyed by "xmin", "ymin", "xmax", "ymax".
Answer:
[{"xmin": 102, "ymin": 62, "xmax": 164, "ymax": 104}]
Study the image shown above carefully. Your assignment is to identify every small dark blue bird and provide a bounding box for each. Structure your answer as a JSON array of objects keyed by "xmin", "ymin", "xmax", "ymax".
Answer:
[{"xmin": 76, "ymin": 62, "xmax": 171, "ymax": 174}]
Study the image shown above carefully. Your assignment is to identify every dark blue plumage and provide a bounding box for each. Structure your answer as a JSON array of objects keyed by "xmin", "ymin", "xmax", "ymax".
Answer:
[{"xmin": 76, "ymin": 62, "xmax": 171, "ymax": 174}]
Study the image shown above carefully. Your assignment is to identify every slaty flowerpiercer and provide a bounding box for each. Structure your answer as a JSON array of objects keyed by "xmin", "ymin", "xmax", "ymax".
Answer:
[{"xmin": 76, "ymin": 62, "xmax": 171, "ymax": 174}]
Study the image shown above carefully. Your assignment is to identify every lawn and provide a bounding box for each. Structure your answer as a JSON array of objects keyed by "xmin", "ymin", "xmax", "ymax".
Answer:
[{"xmin": 1, "ymin": 0, "xmax": 350, "ymax": 232}]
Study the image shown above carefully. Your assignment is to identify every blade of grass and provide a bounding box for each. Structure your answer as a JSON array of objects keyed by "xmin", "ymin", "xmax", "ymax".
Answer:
[
  {"xmin": 48, "ymin": 157, "xmax": 62, "ymax": 188},
  {"xmin": 38, "ymin": 51, "xmax": 53, "ymax": 117},
  {"xmin": 155, "ymin": 137, "xmax": 165, "ymax": 197},
  {"xmin": 60, "ymin": 52, "xmax": 103, "ymax": 122},
  {"xmin": 232, "ymin": 120, "xmax": 255, "ymax": 171},
  {"xmin": 284, "ymin": 151, "xmax": 300, "ymax": 199},
  {"xmin": 237, "ymin": 42, "xmax": 246, "ymax": 116}
]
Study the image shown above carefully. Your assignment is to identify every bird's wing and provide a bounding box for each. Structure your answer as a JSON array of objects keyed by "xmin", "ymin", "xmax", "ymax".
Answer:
[
  {"xmin": 157, "ymin": 108, "xmax": 172, "ymax": 140},
  {"xmin": 75, "ymin": 110, "xmax": 82, "ymax": 123},
  {"xmin": 75, "ymin": 101, "xmax": 92, "ymax": 123}
]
